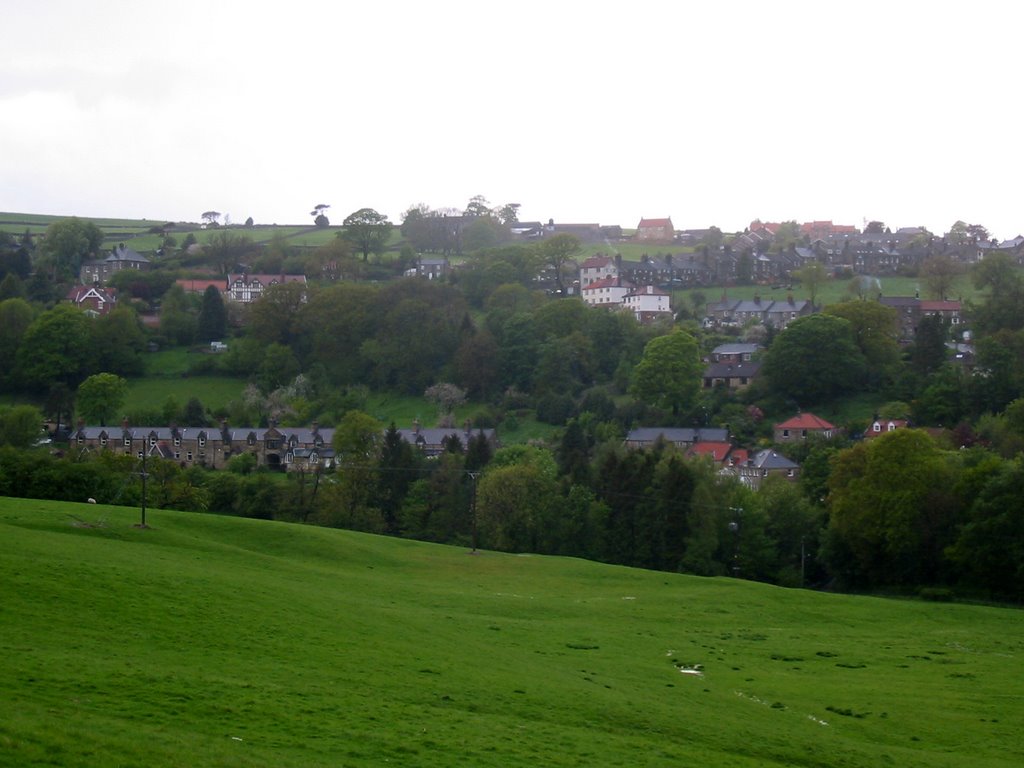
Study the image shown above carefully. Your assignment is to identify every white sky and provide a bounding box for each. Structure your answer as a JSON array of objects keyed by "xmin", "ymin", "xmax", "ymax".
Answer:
[{"xmin": 2, "ymin": 1, "xmax": 1022, "ymax": 239}]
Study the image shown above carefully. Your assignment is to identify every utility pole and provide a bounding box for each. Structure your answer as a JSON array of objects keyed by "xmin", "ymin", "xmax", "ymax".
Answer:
[
  {"xmin": 468, "ymin": 471, "xmax": 480, "ymax": 554},
  {"xmin": 139, "ymin": 450, "xmax": 149, "ymax": 528}
]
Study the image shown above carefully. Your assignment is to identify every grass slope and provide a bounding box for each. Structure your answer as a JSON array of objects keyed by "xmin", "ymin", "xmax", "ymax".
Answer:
[{"xmin": 2, "ymin": 498, "xmax": 1022, "ymax": 767}]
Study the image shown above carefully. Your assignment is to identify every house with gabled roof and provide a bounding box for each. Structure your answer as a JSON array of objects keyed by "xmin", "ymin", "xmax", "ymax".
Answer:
[
  {"xmin": 71, "ymin": 419, "xmax": 336, "ymax": 471},
  {"xmin": 79, "ymin": 243, "xmax": 151, "ymax": 284},
  {"xmin": 863, "ymin": 418, "xmax": 909, "ymax": 439},
  {"xmin": 623, "ymin": 284, "xmax": 672, "ymax": 324},
  {"xmin": 686, "ymin": 441, "xmax": 734, "ymax": 466},
  {"xmin": 764, "ymin": 296, "xmax": 813, "ymax": 328},
  {"xmin": 702, "ymin": 360, "xmax": 761, "ymax": 390},
  {"xmin": 579, "ymin": 255, "xmax": 617, "ymax": 289},
  {"xmin": 582, "ymin": 276, "xmax": 633, "ymax": 307},
  {"xmin": 66, "ymin": 285, "xmax": 117, "ymax": 316},
  {"xmin": 634, "ymin": 217, "xmax": 674, "ymax": 244},
  {"xmin": 396, "ymin": 420, "xmax": 498, "ymax": 457},
  {"xmin": 226, "ymin": 273, "xmax": 307, "ymax": 303},
  {"xmin": 733, "ymin": 449, "xmax": 800, "ymax": 489},
  {"xmin": 711, "ymin": 342, "xmax": 760, "ymax": 363},
  {"xmin": 773, "ymin": 413, "xmax": 836, "ymax": 442},
  {"xmin": 624, "ymin": 427, "xmax": 729, "ymax": 450}
]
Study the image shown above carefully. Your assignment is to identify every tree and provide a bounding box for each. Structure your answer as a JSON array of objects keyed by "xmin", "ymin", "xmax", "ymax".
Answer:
[
  {"xmin": 496, "ymin": 203, "xmax": 520, "ymax": 225},
  {"xmin": 538, "ymin": 233, "xmax": 581, "ymax": 295},
  {"xmin": 823, "ymin": 300, "xmax": 900, "ymax": 384},
  {"xmin": 16, "ymin": 305, "xmax": 94, "ymax": 389},
  {"xmin": 949, "ymin": 457, "xmax": 1024, "ymax": 600},
  {"xmin": 0, "ymin": 404, "xmax": 43, "ymax": 448},
  {"xmin": 424, "ymin": 383, "xmax": 466, "ymax": 424},
  {"xmin": 310, "ymin": 203, "xmax": 330, "ymax": 228},
  {"xmin": 0, "ymin": 273, "xmax": 25, "ymax": 301},
  {"xmin": 825, "ymin": 429, "xmax": 961, "ymax": 587},
  {"xmin": 159, "ymin": 283, "xmax": 197, "ymax": 345},
  {"xmin": 920, "ymin": 253, "xmax": 962, "ymax": 300},
  {"xmin": 248, "ymin": 281, "xmax": 309, "ymax": 346},
  {"xmin": 204, "ymin": 231, "xmax": 255, "ymax": 275},
  {"xmin": 343, "ymin": 208, "xmax": 393, "ymax": 261},
  {"xmin": 94, "ymin": 306, "xmax": 147, "ymax": 376},
  {"xmin": 76, "ymin": 373, "xmax": 128, "ymax": 426},
  {"xmin": 462, "ymin": 216, "xmax": 509, "ymax": 252},
  {"xmin": 761, "ymin": 314, "xmax": 866, "ymax": 405},
  {"xmin": 793, "ymin": 261, "xmax": 827, "ymax": 307},
  {"xmin": 196, "ymin": 284, "xmax": 228, "ymax": 342},
  {"xmin": 971, "ymin": 253, "xmax": 1024, "ymax": 334},
  {"xmin": 201, "ymin": 211, "xmax": 221, "ymax": 227},
  {"xmin": 630, "ymin": 330, "xmax": 701, "ymax": 416},
  {"xmin": 864, "ymin": 220, "xmax": 886, "ymax": 234},
  {"xmin": 38, "ymin": 218, "xmax": 104, "ymax": 279},
  {"xmin": 0, "ymin": 298, "xmax": 33, "ymax": 390},
  {"xmin": 463, "ymin": 195, "xmax": 492, "ymax": 218}
]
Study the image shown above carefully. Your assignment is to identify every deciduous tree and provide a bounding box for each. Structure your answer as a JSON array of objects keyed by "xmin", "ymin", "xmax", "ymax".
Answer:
[
  {"xmin": 76, "ymin": 373, "xmax": 128, "ymax": 426},
  {"xmin": 343, "ymin": 208, "xmax": 393, "ymax": 261},
  {"xmin": 630, "ymin": 329, "xmax": 701, "ymax": 416},
  {"xmin": 38, "ymin": 218, "xmax": 104, "ymax": 279},
  {"xmin": 762, "ymin": 314, "xmax": 866, "ymax": 405}
]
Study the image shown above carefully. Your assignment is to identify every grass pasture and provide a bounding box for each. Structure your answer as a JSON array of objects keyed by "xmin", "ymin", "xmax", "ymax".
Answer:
[
  {"xmin": 124, "ymin": 375, "xmax": 247, "ymax": 415},
  {"xmin": 2, "ymin": 497, "xmax": 1022, "ymax": 767}
]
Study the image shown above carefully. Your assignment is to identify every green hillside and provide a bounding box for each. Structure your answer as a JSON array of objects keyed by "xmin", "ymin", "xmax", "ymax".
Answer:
[{"xmin": 2, "ymin": 497, "xmax": 1021, "ymax": 767}]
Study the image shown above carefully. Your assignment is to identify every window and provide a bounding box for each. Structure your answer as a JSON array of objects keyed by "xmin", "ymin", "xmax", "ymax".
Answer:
[
  {"xmin": 187, "ymin": 452, "xmax": 193, "ymax": 462},
  {"xmin": 198, "ymin": 436, "xmax": 206, "ymax": 447},
  {"xmin": 801, "ymin": 429, "xmax": 808, "ymax": 438},
  {"xmin": 149, "ymin": 437, "xmax": 156, "ymax": 447},
  {"xmin": 873, "ymin": 423, "xmax": 881, "ymax": 432},
  {"xmin": 174, "ymin": 452, "xmax": 180, "ymax": 460},
  {"xmin": 782, "ymin": 429, "xmax": 790, "ymax": 438},
  {"xmin": 124, "ymin": 437, "xmax": 131, "ymax": 447},
  {"xmin": 137, "ymin": 452, "xmax": 143, "ymax": 459},
  {"xmin": 174, "ymin": 438, "xmax": 181, "ymax": 447},
  {"xmin": 787, "ymin": 469, "xmax": 795, "ymax": 478},
  {"xmin": 100, "ymin": 436, "xmax": 108, "ymax": 446}
]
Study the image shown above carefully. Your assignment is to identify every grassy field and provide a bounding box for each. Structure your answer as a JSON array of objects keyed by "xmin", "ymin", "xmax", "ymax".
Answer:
[
  {"xmin": 672, "ymin": 273, "xmax": 979, "ymax": 312},
  {"xmin": 1, "ymin": 497, "xmax": 1021, "ymax": 767},
  {"xmin": 0, "ymin": 211, "xmax": 393, "ymax": 253},
  {"xmin": 124, "ymin": 375, "xmax": 248, "ymax": 415}
]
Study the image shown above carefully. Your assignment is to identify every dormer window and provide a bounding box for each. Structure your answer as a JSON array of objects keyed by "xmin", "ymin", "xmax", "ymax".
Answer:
[{"xmin": 198, "ymin": 436, "xmax": 206, "ymax": 447}]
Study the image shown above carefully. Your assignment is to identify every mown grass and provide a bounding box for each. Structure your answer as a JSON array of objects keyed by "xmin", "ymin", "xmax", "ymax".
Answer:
[{"xmin": 1, "ymin": 497, "xmax": 1022, "ymax": 767}]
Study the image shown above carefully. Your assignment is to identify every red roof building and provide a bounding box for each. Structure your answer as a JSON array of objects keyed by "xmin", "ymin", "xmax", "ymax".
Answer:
[{"xmin": 773, "ymin": 413, "xmax": 837, "ymax": 442}]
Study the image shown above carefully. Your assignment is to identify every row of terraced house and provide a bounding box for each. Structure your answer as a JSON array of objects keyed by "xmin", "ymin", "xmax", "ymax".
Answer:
[{"xmin": 70, "ymin": 420, "xmax": 499, "ymax": 472}]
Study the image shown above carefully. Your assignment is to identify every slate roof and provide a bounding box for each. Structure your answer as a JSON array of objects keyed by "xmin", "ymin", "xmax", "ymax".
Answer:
[
  {"xmin": 747, "ymin": 449, "xmax": 799, "ymax": 470},
  {"xmin": 625, "ymin": 427, "xmax": 729, "ymax": 445},
  {"xmin": 702, "ymin": 361, "xmax": 762, "ymax": 379}
]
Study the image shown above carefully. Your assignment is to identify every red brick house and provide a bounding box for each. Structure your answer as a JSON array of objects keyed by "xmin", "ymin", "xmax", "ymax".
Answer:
[
  {"xmin": 66, "ymin": 285, "xmax": 117, "ymax": 316},
  {"xmin": 634, "ymin": 217, "xmax": 675, "ymax": 244},
  {"xmin": 773, "ymin": 413, "xmax": 836, "ymax": 442}
]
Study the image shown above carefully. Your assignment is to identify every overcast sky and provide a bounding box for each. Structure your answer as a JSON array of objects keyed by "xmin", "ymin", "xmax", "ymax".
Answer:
[{"xmin": 2, "ymin": 1, "xmax": 1021, "ymax": 239}]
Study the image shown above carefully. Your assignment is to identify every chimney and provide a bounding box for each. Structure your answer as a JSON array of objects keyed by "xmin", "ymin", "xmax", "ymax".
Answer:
[
  {"xmin": 464, "ymin": 419, "xmax": 471, "ymax": 437},
  {"xmin": 413, "ymin": 417, "xmax": 421, "ymax": 435},
  {"xmin": 122, "ymin": 416, "xmax": 129, "ymax": 431}
]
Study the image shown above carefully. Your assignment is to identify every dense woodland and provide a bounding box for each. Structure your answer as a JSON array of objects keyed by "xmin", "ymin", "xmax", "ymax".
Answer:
[{"xmin": 2, "ymin": 213, "xmax": 1024, "ymax": 602}]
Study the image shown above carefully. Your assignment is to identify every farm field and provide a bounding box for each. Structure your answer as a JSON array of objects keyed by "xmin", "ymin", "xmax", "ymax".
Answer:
[{"xmin": 2, "ymin": 497, "xmax": 1022, "ymax": 768}]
